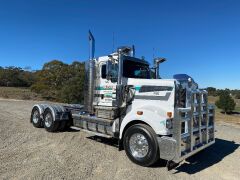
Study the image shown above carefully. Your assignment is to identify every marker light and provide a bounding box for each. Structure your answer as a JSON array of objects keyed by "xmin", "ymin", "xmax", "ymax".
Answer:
[
  {"xmin": 167, "ymin": 112, "xmax": 173, "ymax": 118},
  {"xmin": 137, "ymin": 111, "xmax": 143, "ymax": 115}
]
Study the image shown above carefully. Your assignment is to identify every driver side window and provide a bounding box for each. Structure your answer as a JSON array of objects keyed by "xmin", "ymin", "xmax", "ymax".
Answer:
[{"xmin": 101, "ymin": 64, "xmax": 106, "ymax": 79}]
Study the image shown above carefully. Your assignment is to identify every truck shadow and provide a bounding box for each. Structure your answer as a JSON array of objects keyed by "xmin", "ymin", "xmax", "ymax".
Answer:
[
  {"xmin": 87, "ymin": 136, "xmax": 119, "ymax": 148},
  {"xmin": 173, "ymin": 138, "xmax": 239, "ymax": 174},
  {"xmin": 85, "ymin": 136, "xmax": 239, "ymax": 173}
]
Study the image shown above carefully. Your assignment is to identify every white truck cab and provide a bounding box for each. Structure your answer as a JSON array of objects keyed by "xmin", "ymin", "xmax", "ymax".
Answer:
[{"xmin": 30, "ymin": 34, "xmax": 215, "ymax": 167}]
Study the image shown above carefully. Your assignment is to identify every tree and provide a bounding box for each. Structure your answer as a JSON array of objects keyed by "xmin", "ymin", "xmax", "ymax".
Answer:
[
  {"xmin": 31, "ymin": 60, "xmax": 85, "ymax": 103},
  {"xmin": 59, "ymin": 76, "xmax": 84, "ymax": 103},
  {"xmin": 58, "ymin": 61, "xmax": 85, "ymax": 103},
  {"xmin": 206, "ymin": 87, "xmax": 217, "ymax": 96},
  {"xmin": 215, "ymin": 90, "xmax": 236, "ymax": 114}
]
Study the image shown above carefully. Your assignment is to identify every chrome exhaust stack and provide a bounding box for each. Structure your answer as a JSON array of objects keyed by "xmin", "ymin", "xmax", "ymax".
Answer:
[{"xmin": 84, "ymin": 31, "xmax": 95, "ymax": 114}]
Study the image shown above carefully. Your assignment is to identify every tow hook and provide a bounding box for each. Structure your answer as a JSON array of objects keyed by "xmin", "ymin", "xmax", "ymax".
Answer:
[{"xmin": 166, "ymin": 161, "xmax": 179, "ymax": 170}]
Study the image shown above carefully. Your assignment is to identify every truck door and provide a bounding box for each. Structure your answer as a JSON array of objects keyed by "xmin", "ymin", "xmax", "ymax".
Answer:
[{"xmin": 96, "ymin": 62, "xmax": 117, "ymax": 107}]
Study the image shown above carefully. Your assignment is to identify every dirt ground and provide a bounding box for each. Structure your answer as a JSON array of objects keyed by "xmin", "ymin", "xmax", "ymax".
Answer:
[{"xmin": 0, "ymin": 99, "xmax": 239, "ymax": 180}]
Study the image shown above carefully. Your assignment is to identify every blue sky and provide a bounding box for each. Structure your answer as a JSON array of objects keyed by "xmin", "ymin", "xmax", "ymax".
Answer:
[{"xmin": 0, "ymin": 0, "xmax": 239, "ymax": 89}]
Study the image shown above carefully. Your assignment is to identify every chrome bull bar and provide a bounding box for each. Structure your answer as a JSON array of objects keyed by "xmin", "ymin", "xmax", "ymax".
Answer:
[{"xmin": 172, "ymin": 90, "xmax": 215, "ymax": 163}]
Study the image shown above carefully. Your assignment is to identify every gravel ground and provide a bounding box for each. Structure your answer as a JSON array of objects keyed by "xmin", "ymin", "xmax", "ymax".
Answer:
[{"xmin": 0, "ymin": 99, "xmax": 239, "ymax": 180}]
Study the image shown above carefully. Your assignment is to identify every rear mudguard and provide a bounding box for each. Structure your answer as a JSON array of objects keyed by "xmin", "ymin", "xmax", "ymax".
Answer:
[{"xmin": 31, "ymin": 104, "xmax": 70, "ymax": 122}]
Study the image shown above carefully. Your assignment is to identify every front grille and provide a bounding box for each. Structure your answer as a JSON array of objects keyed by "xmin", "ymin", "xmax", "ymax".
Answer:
[{"xmin": 176, "ymin": 87, "xmax": 186, "ymax": 108}]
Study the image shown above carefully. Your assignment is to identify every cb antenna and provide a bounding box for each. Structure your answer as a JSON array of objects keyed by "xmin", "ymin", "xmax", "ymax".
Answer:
[
  {"xmin": 153, "ymin": 47, "xmax": 155, "ymax": 60},
  {"xmin": 112, "ymin": 32, "xmax": 115, "ymax": 52}
]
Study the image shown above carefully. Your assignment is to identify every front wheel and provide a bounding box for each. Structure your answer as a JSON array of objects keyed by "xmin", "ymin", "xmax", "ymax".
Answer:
[{"xmin": 123, "ymin": 124, "xmax": 159, "ymax": 167}]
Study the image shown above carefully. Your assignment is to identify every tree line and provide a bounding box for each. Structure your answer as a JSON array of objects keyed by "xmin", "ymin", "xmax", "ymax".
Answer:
[
  {"xmin": 0, "ymin": 60, "xmax": 85, "ymax": 103},
  {"xmin": 0, "ymin": 66, "xmax": 35, "ymax": 87},
  {"xmin": 0, "ymin": 64, "xmax": 239, "ymax": 111},
  {"xmin": 206, "ymin": 87, "xmax": 240, "ymax": 99}
]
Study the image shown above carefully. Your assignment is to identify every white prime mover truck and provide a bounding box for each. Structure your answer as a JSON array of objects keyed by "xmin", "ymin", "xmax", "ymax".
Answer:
[{"xmin": 30, "ymin": 32, "xmax": 215, "ymax": 167}]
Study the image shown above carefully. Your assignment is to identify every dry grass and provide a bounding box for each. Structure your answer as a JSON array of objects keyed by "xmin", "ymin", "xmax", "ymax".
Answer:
[
  {"xmin": 0, "ymin": 87, "xmax": 43, "ymax": 101},
  {"xmin": 234, "ymin": 98, "xmax": 240, "ymax": 111},
  {"xmin": 208, "ymin": 96, "xmax": 240, "ymax": 125}
]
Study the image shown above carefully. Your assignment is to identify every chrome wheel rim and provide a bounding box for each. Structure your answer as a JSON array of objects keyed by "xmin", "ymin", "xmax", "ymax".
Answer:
[
  {"xmin": 129, "ymin": 133, "xmax": 149, "ymax": 158},
  {"xmin": 32, "ymin": 110, "xmax": 40, "ymax": 124},
  {"xmin": 45, "ymin": 113, "xmax": 52, "ymax": 128}
]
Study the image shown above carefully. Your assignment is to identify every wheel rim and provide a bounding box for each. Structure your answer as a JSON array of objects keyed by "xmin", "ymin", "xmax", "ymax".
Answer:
[
  {"xmin": 32, "ymin": 110, "xmax": 40, "ymax": 124},
  {"xmin": 45, "ymin": 113, "xmax": 53, "ymax": 128},
  {"xmin": 129, "ymin": 133, "xmax": 149, "ymax": 158}
]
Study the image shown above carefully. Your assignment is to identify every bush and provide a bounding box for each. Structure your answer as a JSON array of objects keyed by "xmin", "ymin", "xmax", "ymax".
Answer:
[
  {"xmin": 31, "ymin": 60, "xmax": 85, "ymax": 103},
  {"xmin": 59, "ymin": 77, "xmax": 84, "ymax": 104},
  {"xmin": 215, "ymin": 90, "xmax": 236, "ymax": 114}
]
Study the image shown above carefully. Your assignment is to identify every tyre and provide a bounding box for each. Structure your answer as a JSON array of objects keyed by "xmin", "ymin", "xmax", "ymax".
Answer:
[
  {"xmin": 31, "ymin": 107, "xmax": 43, "ymax": 128},
  {"xmin": 123, "ymin": 124, "xmax": 159, "ymax": 167},
  {"xmin": 43, "ymin": 108, "xmax": 59, "ymax": 132}
]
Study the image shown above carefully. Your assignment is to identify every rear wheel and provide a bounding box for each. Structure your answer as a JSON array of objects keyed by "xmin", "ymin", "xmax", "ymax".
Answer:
[
  {"xmin": 43, "ymin": 108, "xmax": 59, "ymax": 132},
  {"xmin": 123, "ymin": 124, "xmax": 159, "ymax": 167},
  {"xmin": 31, "ymin": 107, "xmax": 43, "ymax": 128}
]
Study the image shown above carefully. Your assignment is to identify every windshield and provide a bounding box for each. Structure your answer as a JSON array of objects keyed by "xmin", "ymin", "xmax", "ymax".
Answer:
[{"xmin": 123, "ymin": 59, "xmax": 151, "ymax": 79}]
